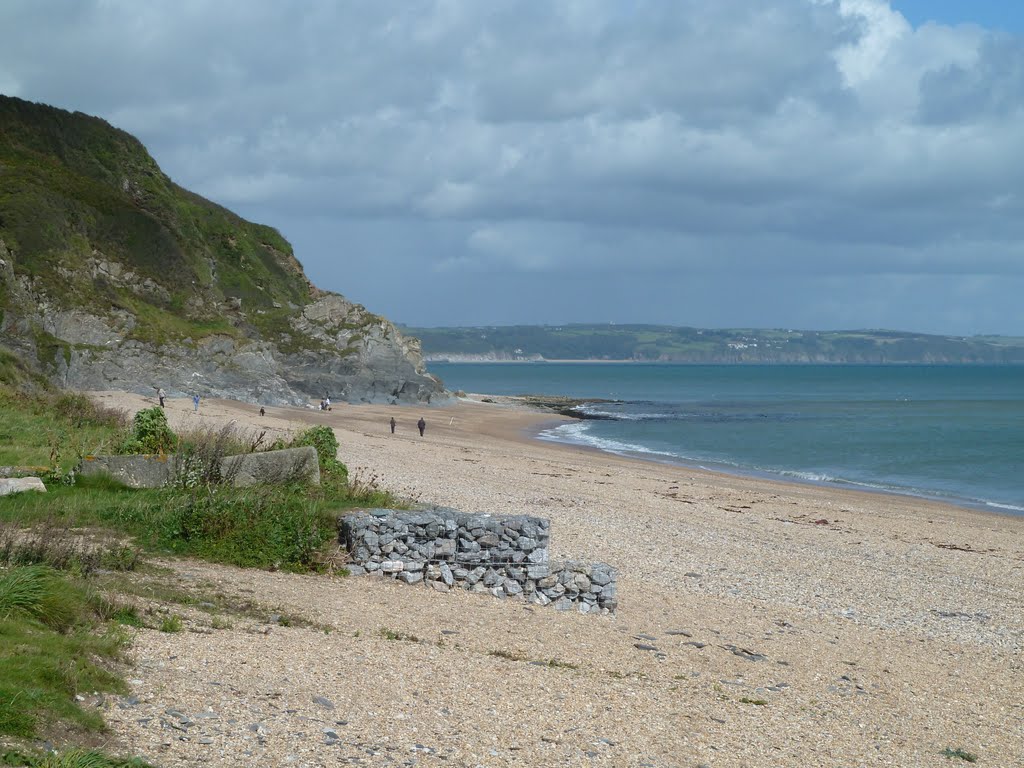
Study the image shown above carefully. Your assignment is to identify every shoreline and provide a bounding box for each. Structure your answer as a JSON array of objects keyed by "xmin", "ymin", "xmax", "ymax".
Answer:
[
  {"xmin": 526, "ymin": 419, "xmax": 1024, "ymax": 520},
  {"xmin": 476, "ymin": 393, "xmax": 1024, "ymax": 520}
]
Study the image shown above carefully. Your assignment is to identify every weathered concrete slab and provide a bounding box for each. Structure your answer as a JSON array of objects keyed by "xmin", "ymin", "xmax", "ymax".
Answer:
[
  {"xmin": 0, "ymin": 466, "xmax": 51, "ymax": 478},
  {"xmin": 219, "ymin": 446, "xmax": 320, "ymax": 488},
  {"xmin": 0, "ymin": 477, "xmax": 47, "ymax": 496},
  {"xmin": 78, "ymin": 454, "xmax": 178, "ymax": 488},
  {"xmin": 79, "ymin": 447, "xmax": 320, "ymax": 489}
]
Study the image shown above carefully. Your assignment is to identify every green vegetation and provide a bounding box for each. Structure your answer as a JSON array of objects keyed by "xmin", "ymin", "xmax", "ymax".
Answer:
[
  {"xmin": 0, "ymin": 394, "xmax": 397, "ymax": 571},
  {"xmin": 379, "ymin": 627, "xmax": 420, "ymax": 642},
  {"xmin": 2, "ymin": 749, "xmax": 152, "ymax": 768},
  {"xmin": 158, "ymin": 614, "xmax": 182, "ymax": 633},
  {"xmin": 118, "ymin": 407, "xmax": 175, "ymax": 454},
  {"xmin": 0, "ymin": 566, "xmax": 128, "ymax": 742},
  {"xmin": 940, "ymin": 747, "xmax": 979, "ymax": 763},
  {"xmin": 487, "ymin": 649, "xmax": 578, "ymax": 669},
  {"xmin": 739, "ymin": 697, "xmax": 769, "ymax": 706},
  {"xmin": 0, "ymin": 95, "xmax": 315, "ymax": 358},
  {"xmin": 0, "ymin": 382, "xmax": 406, "ymax": 755},
  {"xmin": 402, "ymin": 323, "xmax": 1024, "ymax": 364}
]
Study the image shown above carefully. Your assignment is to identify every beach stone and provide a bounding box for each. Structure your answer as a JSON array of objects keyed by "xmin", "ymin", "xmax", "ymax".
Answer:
[{"xmin": 399, "ymin": 571, "xmax": 423, "ymax": 585}]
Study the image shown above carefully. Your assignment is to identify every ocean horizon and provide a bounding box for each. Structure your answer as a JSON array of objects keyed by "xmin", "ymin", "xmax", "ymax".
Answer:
[{"xmin": 431, "ymin": 362, "xmax": 1024, "ymax": 516}]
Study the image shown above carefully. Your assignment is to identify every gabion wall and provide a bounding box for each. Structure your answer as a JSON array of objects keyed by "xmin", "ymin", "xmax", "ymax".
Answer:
[{"xmin": 340, "ymin": 509, "xmax": 617, "ymax": 614}]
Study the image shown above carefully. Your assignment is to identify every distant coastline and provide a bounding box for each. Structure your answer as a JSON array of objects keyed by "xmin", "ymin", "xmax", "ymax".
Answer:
[{"xmin": 407, "ymin": 324, "xmax": 1024, "ymax": 365}]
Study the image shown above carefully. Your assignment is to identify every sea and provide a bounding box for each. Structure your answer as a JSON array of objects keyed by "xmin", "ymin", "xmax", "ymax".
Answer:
[{"xmin": 430, "ymin": 363, "xmax": 1024, "ymax": 516}]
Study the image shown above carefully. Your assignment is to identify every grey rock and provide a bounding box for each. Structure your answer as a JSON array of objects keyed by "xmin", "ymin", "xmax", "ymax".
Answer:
[
  {"xmin": 439, "ymin": 562, "xmax": 454, "ymax": 586},
  {"xmin": 398, "ymin": 571, "xmax": 423, "ymax": 584}
]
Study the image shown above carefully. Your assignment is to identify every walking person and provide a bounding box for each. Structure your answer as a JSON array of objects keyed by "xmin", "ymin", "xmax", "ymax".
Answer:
[
  {"xmin": 156, "ymin": 387, "xmax": 166, "ymax": 408},
  {"xmin": 192, "ymin": 393, "xmax": 200, "ymax": 412},
  {"xmin": 390, "ymin": 416, "xmax": 396, "ymax": 434},
  {"xmin": 417, "ymin": 416, "xmax": 426, "ymax": 437}
]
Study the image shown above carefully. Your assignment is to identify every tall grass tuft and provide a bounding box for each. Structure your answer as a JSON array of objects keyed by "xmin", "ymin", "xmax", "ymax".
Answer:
[
  {"xmin": 0, "ymin": 565, "xmax": 85, "ymax": 632},
  {"xmin": 1, "ymin": 748, "xmax": 153, "ymax": 767}
]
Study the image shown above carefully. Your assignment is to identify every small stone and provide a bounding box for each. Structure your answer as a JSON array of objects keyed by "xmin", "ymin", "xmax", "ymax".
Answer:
[
  {"xmin": 724, "ymin": 645, "xmax": 767, "ymax": 662},
  {"xmin": 313, "ymin": 696, "xmax": 335, "ymax": 710},
  {"xmin": 633, "ymin": 643, "xmax": 659, "ymax": 652}
]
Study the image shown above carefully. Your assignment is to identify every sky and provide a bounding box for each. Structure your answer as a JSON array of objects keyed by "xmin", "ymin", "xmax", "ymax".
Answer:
[{"xmin": 1, "ymin": 1, "xmax": 1023, "ymax": 336}]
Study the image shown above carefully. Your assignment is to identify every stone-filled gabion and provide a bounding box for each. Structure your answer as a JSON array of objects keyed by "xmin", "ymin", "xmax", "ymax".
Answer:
[{"xmin": 340, "ymin": 508, "xmax": 617, "ymax": 614}]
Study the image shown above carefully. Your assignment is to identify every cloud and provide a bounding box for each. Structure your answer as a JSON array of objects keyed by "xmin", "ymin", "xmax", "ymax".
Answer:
[{"xmin": 1, "ymin": 0, "xmax": 1023, "ymax": 333}]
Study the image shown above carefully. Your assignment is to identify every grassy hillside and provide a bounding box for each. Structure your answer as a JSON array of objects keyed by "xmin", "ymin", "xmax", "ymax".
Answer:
[
  {"xmin": 402, "ymin": 324, "xmax": 1024, "ymax": 364},
  {"xmin": 0, "ymin": 96, "xmax": 313, "ymax": 348}
]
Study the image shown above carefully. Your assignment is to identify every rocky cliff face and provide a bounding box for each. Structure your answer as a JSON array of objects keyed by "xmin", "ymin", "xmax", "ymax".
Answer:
[{"xmin": 0, "ymin": 97, "xmax": 445, "ymax": 404}]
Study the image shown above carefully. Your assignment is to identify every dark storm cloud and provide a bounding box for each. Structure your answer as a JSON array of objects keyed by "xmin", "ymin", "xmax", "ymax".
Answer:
[{"xmin": 1, "ymin": 0, "xmax": 1022, "ymax": 333}]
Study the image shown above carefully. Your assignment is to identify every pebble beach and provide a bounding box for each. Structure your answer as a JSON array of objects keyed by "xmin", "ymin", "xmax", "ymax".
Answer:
[{"xmin": 88, "ymin": 391, "xmax": 1024, "ymax": 768}]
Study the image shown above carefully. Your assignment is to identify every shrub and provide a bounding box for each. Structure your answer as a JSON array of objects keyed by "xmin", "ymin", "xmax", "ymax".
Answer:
[
  {"xmin": 119, "ymin": 407, "xmax": 175, "ymax": 454},
  {"xmin": 149, "ymin": 486, "xmax": 335, "ymax": 570},
  {"xmin": 288, "ymin": 425, "xmax": 348, "ymax": 484}
]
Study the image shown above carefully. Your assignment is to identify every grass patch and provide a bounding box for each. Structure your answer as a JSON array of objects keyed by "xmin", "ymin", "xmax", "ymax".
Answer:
[
  {"xmin": 108, "ymin": 604, "xmax": 144, "ymax": 628},
  {"xmin": 158, "ymin": 614, "xmax": 182, "ymax": 633},
  {"xmin": 1, "ymin": 748, "xmax": 154, "ymax": 767},
  {"xmin": 488, "ymin": 649, "xmax": 578, "ymax": 669},
  {"xmin": 739, "ymin": 697, "xmax": 769, "ymax": 706},
  {"xmin": 380, "ymin": 627, "xmax": 420, "ymax": 643},
  {"xmin": 940, "ymin": 747, "xmax": 978, "ymax": 763},
  {"xmin": 0, "ymin": 566, "xmax": 128, "ymax": 741},
  {"xmin": 0, "ymin": 519, "xmax": 141, "ymax": 576},
  {"xmin": 0, "ymin": 388, "xmax": 125, "ymax": 471}
]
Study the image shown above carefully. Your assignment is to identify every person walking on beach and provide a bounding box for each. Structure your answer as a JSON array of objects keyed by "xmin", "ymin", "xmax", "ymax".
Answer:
[
  {"xmin": 260, "ymin": 407, "xmax": 266, "ymax": 417},
  {"xmin": 192, "ymin": 394, "xmax": 200, "ymax": 412},
  {"xmin": 417, "ymin": 416, "xmax": 426, "ymax": 436},
  {"xmin": 390, "ymin": 416, "xmax": 397, "ymax": 434},
  {"xmin": 156, "ymin": 387, "xmax": 166, "ymax": 408}
]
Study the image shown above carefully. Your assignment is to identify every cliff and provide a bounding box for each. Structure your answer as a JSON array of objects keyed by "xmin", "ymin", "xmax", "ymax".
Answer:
[{"xmin": 0, "ymin": 96, "xmax": 445, "ymax": 404}]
